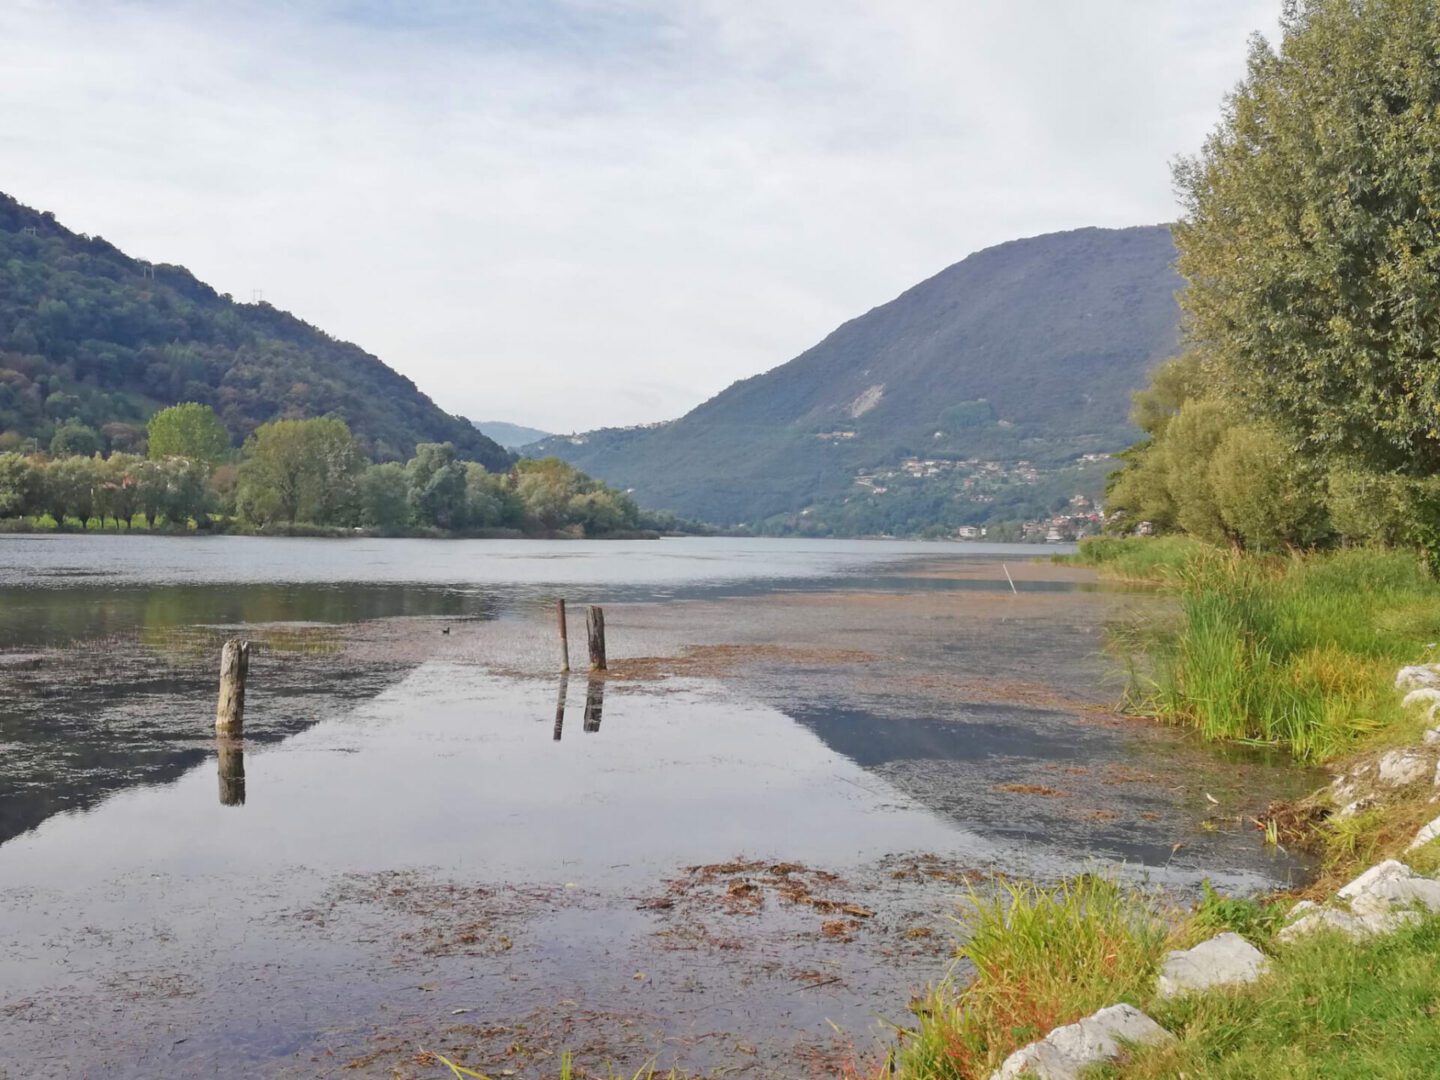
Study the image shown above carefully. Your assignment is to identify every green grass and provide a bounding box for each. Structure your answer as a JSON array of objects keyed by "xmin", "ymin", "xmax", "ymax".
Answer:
[
  {"xmin": 883, "ymin": 876, "xmax": 1174, "ymax": 1080},
  {"xmin": 881, "ymin": 882, "xmax": 1440, "ymax": 1080},
  {"xmin": 1097, "ymin": 914, "xmax": 1440, "ymax": 1078},
  {"xmin": 1084, "ymin": 542, "xmax": 1440, "ymax": 761},
  {"xmin": 1067, "ymin": 534, "xmax": 1210, "ymax": 580},
  {"xmin": 1188, "ymin": 881, "xmax": 1288, "ymax": 951}
]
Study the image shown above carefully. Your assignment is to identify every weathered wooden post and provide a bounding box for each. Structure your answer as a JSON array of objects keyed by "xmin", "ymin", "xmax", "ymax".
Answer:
[
  {"xmin": 586, "ymin": 606, "xmax": 606, "ymax": 672},
  {"xmin": 553, "ymin": 675, "xmax": 568, "ymax": 741},
  {"xmin": 216, "ymin": 638, "xmax": 251, "ymax": 736},
  {"xmin": 557, "ymin": 599, "xmax": 570, "ymax": 673},
  {"xmin": 583, "ymin": 677, "xmax": 604, "ymax": 733},
  {"xmin": 217, "ymin": 738, "xmax": 246, "ymax": 806}
]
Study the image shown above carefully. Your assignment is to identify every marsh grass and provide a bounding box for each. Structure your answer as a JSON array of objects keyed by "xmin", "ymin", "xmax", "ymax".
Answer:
[
  {"xmin": 1066, "ymin": 535, "xmax": 1207, "ymax": 580},
  {"xmin": 1187, "ymin": 881, "xmax": 1287, "ymax": 951},
  {"xmin": 1080, "ymin": 541, "xmax": 1440, "ymax": 761},
  {"xmin": 885, "ymin": 876, "xmax": 1173, "ymax": 1080}
]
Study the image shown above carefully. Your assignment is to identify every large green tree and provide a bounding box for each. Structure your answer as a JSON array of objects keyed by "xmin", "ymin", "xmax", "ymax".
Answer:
[
  {"xmin": 237, "ymin": 417, "xmax": 362, "ymax": 525},
  {"xmin": 0, "ymin": 453, "xmax": 36, "ymax": 517},
  {"xmin": 1174, "ymin": 0, "xmax": 1440, "ymax": 477},
  {"xmin": 405, "ymin": 442, "xmax": 468, "ymax": 530},
  {"xmin": 359, "ymin": 462, "xmax": 411, "ymax": 531},
  {"xmin": 42, "ymin": 455, "xmax": 99, "ymax": 528},
  {"xmin": 147, "ymin": 402, "xmax": 230, "ymax": 467}
]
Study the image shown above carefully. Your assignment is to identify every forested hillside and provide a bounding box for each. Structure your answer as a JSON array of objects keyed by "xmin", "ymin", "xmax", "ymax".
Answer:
[
  {"xmin": 0, "ymin": 193, "xmax": 509, "ymax": 468},
  {"xmin": 533, "ymin": 226, "xmax": 1182, "ymax": 532}
]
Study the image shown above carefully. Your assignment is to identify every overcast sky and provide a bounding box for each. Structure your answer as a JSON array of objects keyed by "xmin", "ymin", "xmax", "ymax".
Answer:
[{"xmin": 1, "ymin": 1, "xmax": 1279, "ymax": 433}]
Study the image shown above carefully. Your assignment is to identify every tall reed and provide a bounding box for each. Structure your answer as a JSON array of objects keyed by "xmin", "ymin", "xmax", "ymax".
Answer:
[{"xmin": 1133, "ymin": 547, "xmax": 1440, "ymax": 761}]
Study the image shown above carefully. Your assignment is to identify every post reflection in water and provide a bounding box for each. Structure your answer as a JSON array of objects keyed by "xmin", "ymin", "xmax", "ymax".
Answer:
[
  {"xmin": 217, "ymin": 738, "xmax": 246, "ymax": 807},
  {"xmin": 583, "ymin": 677, "xmax": 604, "ymax": 733},
  {"xmin": 553, "ymin": 675, "xmax": 568, "ymax": 741}
]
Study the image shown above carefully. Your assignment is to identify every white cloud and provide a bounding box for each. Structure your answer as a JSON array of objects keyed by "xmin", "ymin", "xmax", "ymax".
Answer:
[{"xmin": 0, "ymin": 0, "xmax": 1279, "ymax": 432}]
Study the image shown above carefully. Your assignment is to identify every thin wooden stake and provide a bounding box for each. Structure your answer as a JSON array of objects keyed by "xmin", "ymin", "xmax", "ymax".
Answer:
[
  {"xmin": 553, "ymin": 675, "xmax": 568, "ymax": 741},
  {"xmin": 1002, "ymin": 563, "xmax": 1018, "ymax": 595},
  {"xmin": 216, "ymin": 639, "xmax": 250, "ymax": 735},
  {"xmin": 557, "ymin": 599, "xmax": 570, "ymax": 673},
  {"xmin": 586, "ymin": 605, "xmax": 607, "ymax": 672}
]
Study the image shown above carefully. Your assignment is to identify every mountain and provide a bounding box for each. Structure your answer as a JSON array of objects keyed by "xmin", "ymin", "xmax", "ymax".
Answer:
[
  {"xmin": 474, "ymin": 420, "xmax": 552, "ymax": 450},
  {"xmin": 531, "ymin": 225, "xmax": 1182, "ymax": 532},
  {"xmin": 0, "ymin": 192, "xmax": 510, "ymax": 468}
]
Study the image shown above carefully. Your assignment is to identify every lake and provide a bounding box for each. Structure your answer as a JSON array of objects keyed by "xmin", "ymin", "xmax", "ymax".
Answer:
[{"xmin": 0, "ymin": 536, "xmax": 1316, "ymax": 1077}]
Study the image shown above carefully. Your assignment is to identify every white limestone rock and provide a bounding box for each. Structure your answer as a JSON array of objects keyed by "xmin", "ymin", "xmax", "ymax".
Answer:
[
  {"xmin": 1407, "ymin": 814, "xmax": 1440, "ymax": 851},
  {"xmin": 1377, "ymin": 749, "xmax": 1430, "ymax": 787},
  {"xmin": 1155, "ymin": 933, "xmax": 1270, "ymax": 998},
  {"xmin": 1348, "ymin": 874, "xmax": 1440, "ymax": 918},
  {"xmin": 993, "ymin": 1040, "xmax": 1073, "ymax": 1080},
  {"xmin": 1337, "ymin": 860, "xmax": 1413, "ymax": 901},
  {"xmin": 1356, "ymin": 908, "xmax": 1423, "ymax": 935},
  {"xmin": 1277, "ymin": 907, "xmax": 1369, "ymax": 943},
  {"xmin": 1403, "ymin": 688, "xmax": 1440, "ymax": 711},
  {"xmin": 991, "ymin": 1004, "xmax": 1173, "ymax": 1080},
  {"xmin": 1280, "ymin": 861, "xmax": 1440, "ymax": 943},
  {"xmin": 1425, "ymin": 728, "xmax": 1440, "ymax": 746},
  {"xmin": 1396, "ymin": 666, "xmax": 1440, "ymax": 691},
  {"xmin": 1330, "ymin": 761, "xmax": 1374, "ymax": 805},
  {"xmin": 1335, "ymin": 797, "xmax": 1375, "ymax": 820}
]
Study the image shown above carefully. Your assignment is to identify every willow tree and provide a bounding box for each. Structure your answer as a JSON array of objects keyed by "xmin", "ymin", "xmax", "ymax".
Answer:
[
  {"xmin": 1175, "ymin": 0, "xmax": 1440, "ymax": 484},
  {"xmin": 147, "ymin": 402, "xmax": 230, "ymax": 468}
]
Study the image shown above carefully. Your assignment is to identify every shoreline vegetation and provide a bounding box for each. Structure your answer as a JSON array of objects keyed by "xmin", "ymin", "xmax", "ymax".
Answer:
[
  {"xmin": 0, "ymin": 404, "xmax": 713, "ymax": 541},
  {"xmin": 0, "ymin": 516, "xmax": 668, "ymax": 541}
]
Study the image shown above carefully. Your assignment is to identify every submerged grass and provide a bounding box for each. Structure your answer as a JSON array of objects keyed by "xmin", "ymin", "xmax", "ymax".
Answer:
[
  {"xmin": 1078, "ymin": 539, "xmax": 1440, "ymax": 762},
  {"xmin": 433, "ymin": 1050, "xmax": 681, "ymax": 1080},
  {"xmin": 883, "ymin": 876, "xmax": 1173, "ymax": 1080}
]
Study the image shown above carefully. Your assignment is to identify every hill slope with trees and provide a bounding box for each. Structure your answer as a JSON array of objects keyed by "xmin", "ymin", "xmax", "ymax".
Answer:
[
  {"xmin": 531, "ymin": 225, "xmax": 1183, "ymax": 531},
  {"xmin": 0, "ymin": 192, "xmax": 509, "ymax": 469}
]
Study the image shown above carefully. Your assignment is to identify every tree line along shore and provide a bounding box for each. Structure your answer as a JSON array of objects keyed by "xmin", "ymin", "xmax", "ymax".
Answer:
[{"xmin": 0, "ymin": 402, "xmax": 698, "ymax": 538}]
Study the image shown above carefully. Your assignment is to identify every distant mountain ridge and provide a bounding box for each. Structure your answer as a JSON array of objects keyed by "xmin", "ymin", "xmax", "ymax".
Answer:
[
  {"xmin": 474, "ymin": 420, "xmax": 552, "ymax": 450},
  {"xmin": 0, "ymin": 192, "xmax": 510, "ymax": 468},
  {"xmin": 530, "ymin": 225, "xmax": 1183, "ymax": 532}
]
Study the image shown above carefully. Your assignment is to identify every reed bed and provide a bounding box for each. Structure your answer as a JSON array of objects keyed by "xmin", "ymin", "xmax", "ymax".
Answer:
[{"xmin": 1081, "ymin": 540, "xmax": 1440, "ymax": 762}]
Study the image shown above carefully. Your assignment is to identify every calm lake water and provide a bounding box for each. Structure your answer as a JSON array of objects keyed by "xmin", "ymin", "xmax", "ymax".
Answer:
[
  {"xmin": 0, "ymin": 536, "xmax": 1315, "ymax": 1077},
  {"xmin": 0, "ymin": 534, "xmax": 1062, "ymax": 646}
]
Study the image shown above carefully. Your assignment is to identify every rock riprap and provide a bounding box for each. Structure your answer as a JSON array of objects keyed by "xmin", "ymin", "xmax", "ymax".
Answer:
[
  {"xmin": 990, "ymin": 1003, "xmax": 1173, "ymax": 1080},
  {"xmin": 1279, "ymin": 860, "xmax": 1440, "ymax": 942},
  {"xmin": 1395, "ymin": 665, "xmax": 1440, "ymax": 691},
  {"xmin": 1407, "ymin": 813, "xmax": 1440, "ymax": 851},
  {"xmin": 1154, "ymin": 932, "xmax": 1269, "ymax": 998},
  {"xmin": 1375, "ymin": 748, "xmax": 1430, "ymax": 787}
]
